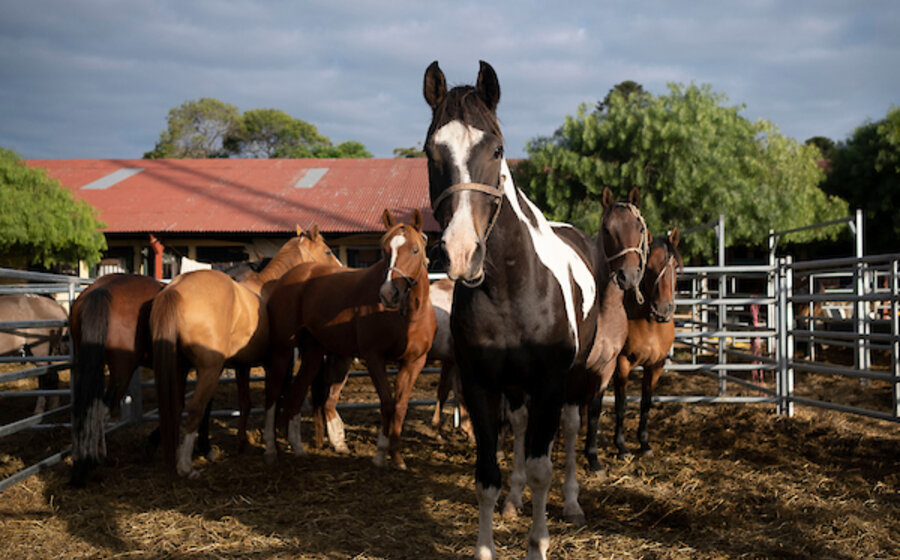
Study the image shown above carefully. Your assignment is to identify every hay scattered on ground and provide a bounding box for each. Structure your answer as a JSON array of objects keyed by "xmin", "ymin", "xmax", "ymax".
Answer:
[{"xmin": 1, "ymin": 367, "xmax": 899, "ymax": 559}]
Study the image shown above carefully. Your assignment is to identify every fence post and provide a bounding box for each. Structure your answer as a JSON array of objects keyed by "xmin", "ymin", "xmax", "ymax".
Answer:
[
  {"xmin": 785, "ymin": 256, "xmax": 794, "ymax": 417},
  {"xmin": 892, "ymin": 258, "xmax": 899, "ymax": 419},
  {"xmin": 717, "ymin": 214, "xmax": 727, "ymax": 396}
]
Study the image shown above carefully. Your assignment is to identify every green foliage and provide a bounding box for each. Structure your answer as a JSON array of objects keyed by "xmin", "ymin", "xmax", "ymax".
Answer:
[
  {"xmin": 821, "ymin": 106, "xmax": 900, "ymax": 253},
  {"xmin": 144, "ymin": 98, "xmax": 241, "ymax": 158},
  {"xmin": 145, "ymin": 99, "xmax": 372, "ymax": 160},
  {"xmin": 393, "ymin": 143, "xmax": 426, "ymax": 158},
  {"xmin": 0, "ymin": 148, "xmax": 106, "ymax": 268},
  {"xmin": 520, "ymin": 83, "xmax": 848, "ymax": 260}
]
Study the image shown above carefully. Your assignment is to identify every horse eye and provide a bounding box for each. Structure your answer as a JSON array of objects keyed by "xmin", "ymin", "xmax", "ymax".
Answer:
[
  {"xmin": 413, "ymin": 248, "xmax": 419, "ymax": 254},
  {"xmin": 493, "ymin": 146, "xmax": 504, "ymax": 159}
]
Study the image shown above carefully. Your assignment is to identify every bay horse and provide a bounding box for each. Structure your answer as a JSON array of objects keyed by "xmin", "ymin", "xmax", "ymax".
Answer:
[
  {"xmin": 263, "ymin": 209, "xmax": 435, "ymax": 469},
  {"xmin": 614, "ymin": 227, "xmax": 682, "ymax": 458},
  {"xmin": 0, "ymin": 293, "xmax": 68, "ymax": 414},
  {"xmin": 150, "ymin": 225, "xmax": 339, "ymax": 478},
  {"xmin": 423, "ymin": 60, "xmax": 600, "ymax": 560},
  {"xmin": 502, "ymin": 187, "xmax": 648, "ymax": 525}
]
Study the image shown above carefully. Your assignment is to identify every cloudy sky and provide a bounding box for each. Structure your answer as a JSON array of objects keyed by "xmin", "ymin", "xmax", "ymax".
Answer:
[{"xmin": 1, "ymin": 1, "xmax": 898, "ymax": 160}]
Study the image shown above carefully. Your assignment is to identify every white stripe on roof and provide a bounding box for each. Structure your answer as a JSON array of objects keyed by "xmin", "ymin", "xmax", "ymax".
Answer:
[
  {"xmin": 81, "ymin": 168, "xmax": 144, "ymax": 190},
  {"xmin": 294, "ymin": 167, "xmax": 329, "ymax": 188}
]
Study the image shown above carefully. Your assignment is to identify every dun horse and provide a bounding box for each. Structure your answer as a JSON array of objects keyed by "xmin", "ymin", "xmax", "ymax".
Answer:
[
  {"xmin": 424, "ymin": 60, "xmax": 600, "ymax": 560},
  {"xmin": 615, "ymin": 228, "xmax": 682, "ymax": 457},
  {"xmin": 264, "ymin": 209, "xmax": 435, "ymax": 469},
  {"xmin": 0, "ymin": 293, "xmax": 68, "ymax": 414},
  {"xmin": 150, "ymin": 226, "xmax": 338, "ymax": 478}
]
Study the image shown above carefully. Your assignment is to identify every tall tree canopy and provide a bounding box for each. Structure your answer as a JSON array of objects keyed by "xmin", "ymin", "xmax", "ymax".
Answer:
[
  {"xmin": 144, "ymin": 98, "xmax": 241, "ymax": 158},
  {"xmin": 145, "ymin": 99, "xmax": 371, "ymax": 159},
  {"xmin": 518, "ymin": 83, "xmax": 848, "ymax": 259},
  {"xmin": 821, "ymin": 106, "xmax": 900, "ymax": 254},
  {"xmin": 0, "ymin": 148, "xmax": 106, "ymax": 268}
]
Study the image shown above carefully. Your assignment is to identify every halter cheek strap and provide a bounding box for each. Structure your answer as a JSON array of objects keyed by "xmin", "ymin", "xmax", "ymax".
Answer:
[{"xmin": 431, "ymin": 180, "xmax": 505, "ymax": 243}]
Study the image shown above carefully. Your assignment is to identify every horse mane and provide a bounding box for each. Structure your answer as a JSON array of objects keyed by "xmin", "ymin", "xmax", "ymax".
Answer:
[{"xmin": 429, "ymin": 86, "xmax": 504, "ymax": 143}]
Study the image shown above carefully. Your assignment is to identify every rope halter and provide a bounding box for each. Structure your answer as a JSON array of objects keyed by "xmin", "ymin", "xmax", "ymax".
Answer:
[{"xmin": 605, "ymin": 202, "xmax": 649, "ymax": 304}]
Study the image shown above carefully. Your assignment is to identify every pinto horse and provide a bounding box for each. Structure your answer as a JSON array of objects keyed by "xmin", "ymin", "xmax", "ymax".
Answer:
[
  {"xmin": 429, "ymin": 277, "xmax": 474, "ymax": 442},
  {"xmin": 264, "ymin": 209, "xmax": 435, "ymax": 469},
  {"xmin": 502, "ymin": 186, "xmax": 648, "ymax": 525},
  {"xmin": 150, "ymin": 226, "xmax": 339, "ymax": 478},
  {"xmin": 614, "ymin": 227, "xmax": 682, "ymax": 458},
  {"xmin": 424, "ymin": 60, "xmax": 601, "ymax": 560}
]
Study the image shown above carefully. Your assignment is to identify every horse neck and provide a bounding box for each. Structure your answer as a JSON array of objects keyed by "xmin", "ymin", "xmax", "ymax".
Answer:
[{"xmin": 242, "ymin": 249, "xmax": 306, "ymax": 300}]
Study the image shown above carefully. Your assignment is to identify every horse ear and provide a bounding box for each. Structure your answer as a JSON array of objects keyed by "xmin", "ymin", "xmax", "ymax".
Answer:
[
  {"xmin": 669, "ymin": 226, "xmax": 680, "ymax": 248},
  {"xmin": 628, "ymin": 186, "xmax": 641, "ymax": 208},
  {"xmin": 477, "ymin": 60, "xmax": 500, "ymax": 112},
  {"xmin": 310, "ymin": 224, "xmax": 319, "ymax": 240},
  {"xmin": 602, "ymin": 187, "xmax": 615, "ymax": 210},
  {"xmin": 382, "ymin": 208, "xmax": 396, "ymax": 229},
  {"xmin": 424, "ymin": 61, "xmax": 447, "ymax": 110},
  {"xmin": 296, "ymin": 224, "xmax": 304, "ymax": 237},
  {"xmin": 647, "ymin": 231, "xmax": 653, "ymax": 244},
  {"xmin": 412, "ymin": 208, "xmax": 423, "ymax": 232}
]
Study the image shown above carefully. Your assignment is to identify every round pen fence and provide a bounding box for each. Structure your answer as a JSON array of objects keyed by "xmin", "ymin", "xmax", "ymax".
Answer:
[{"xmin": 2, "ymin": 225, "xmax": 899, "ymax": 492}]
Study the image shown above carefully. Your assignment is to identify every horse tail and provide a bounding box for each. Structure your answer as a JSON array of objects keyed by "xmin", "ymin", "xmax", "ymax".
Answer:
[
  {"xmin": 150, "ymin": 288, "xmax": 182, "ymax": 474},
  {"xmin": 70, "ymin": 287, "xmax": 111, "ymax": 487}
]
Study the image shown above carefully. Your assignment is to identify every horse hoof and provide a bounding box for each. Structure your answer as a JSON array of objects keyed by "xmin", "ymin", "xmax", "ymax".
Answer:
[
  {"xmin": 187, "ymin": 469, "xmax": 201, "ymax": 480},
  {"xmin": 591, "ymin": 468, "xmax": 609, "ymax": 480},
  {"xmin": 334, "ymin": 443, "xmax": 351, "ymax": 454},
  {"xmin": 501, "ymin": 500, "xmax": 520, "ymax": 519},
  {"xmin": 638, "ymin": 448, "xmax": 654, "ymax": 458},
  {"xmin": 617, "ymin": 451, "xmax": 633, "ymax": 461},
  {"xmin": 292, "ymin": 447, "xmax": 308, "ymax": 458},
  {"xmin": 393, "ymin": 459, "xmax": 408, "ymax": 471},
  {"xmin": 372, "ymin": 453, "xmax": 387, "ymax": 468},
  {"xmin": 564, "ymin": 509, "xmax": 587, "ymax": 527}
]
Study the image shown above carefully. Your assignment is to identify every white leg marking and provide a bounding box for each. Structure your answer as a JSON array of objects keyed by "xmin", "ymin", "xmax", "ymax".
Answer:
[
  {"xmin": 525, "ymin": 454, "xmax": 553, "ymax": 560},
  {"xmin": 502, "ymin": 405, "xmax": 528, "ymax": 517},
  {"xmin": 176, "ymin": 432, "xmax": 198, "ymax": 478},
  {"xmin": 372, "ymin": 431, "xmax": 389, "ymax": 467},
  {"xmin": 287, "ymin": 412, "xmax": 306, "ymax": 457},
  {"xmin": 475, "ymin": 482, "xmax": 499, "ymax": 560},
  {"xmin": 326, "ymin": 414, "xmax": 349, "ymax": 453},
  {"xmin": 264, "ymin": 405, "xmax": 277, "ymax": 461},
  {"xmin": 561, "ymin": 404, "xmax": 586, "ymax": 525}
]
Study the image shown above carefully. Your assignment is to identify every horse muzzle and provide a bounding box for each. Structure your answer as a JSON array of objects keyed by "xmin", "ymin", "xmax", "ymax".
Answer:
[
  {"xmin": 441, "ymin": 238, "xmax": 486, "ymax": 288},
  {"xmin": 650, "ymin": 302, "xmax": 675, "ymax": 322},
  {"xmin": 614, "ymin": 266, "xmax": 642, "ymax": 291}
]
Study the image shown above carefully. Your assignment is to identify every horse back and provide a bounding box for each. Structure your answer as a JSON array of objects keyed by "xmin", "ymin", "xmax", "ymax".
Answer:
[{"xmin": 0, "ymin": 293, "xmax": 68, "ymax": 356}]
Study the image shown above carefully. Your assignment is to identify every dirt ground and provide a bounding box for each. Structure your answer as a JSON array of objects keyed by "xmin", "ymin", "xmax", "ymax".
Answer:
[{"xmin": 1, "ymin": 362, "xmax": 899, "ymax": 559}]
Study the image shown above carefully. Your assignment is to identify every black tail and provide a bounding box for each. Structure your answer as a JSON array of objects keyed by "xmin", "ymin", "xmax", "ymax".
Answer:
[
  {"xmin": 70, "ymin": 288, "xmax": 111, "ymax": 487},
  {"xmin": 150, "ymin": 289, "xmax": 182, "ymax": 474}
]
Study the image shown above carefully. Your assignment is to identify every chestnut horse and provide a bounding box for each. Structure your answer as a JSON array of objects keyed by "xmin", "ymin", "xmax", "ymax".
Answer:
[
  {"xmin": 424, "ymin": 61, "xmax": 601, "ymax": 559},
  {"xmin": 150, "ymin": 226, "xmax": 339, "ymax": 478},
  {"xmin": 264, "ymin": 209, "xmax": 435, "ymax": 469},
  {"xmin": 615, "ymin": 227, "xmax": 682, "ymax": 458}
]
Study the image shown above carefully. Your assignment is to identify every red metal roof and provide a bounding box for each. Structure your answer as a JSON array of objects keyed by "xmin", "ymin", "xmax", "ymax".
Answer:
[{"xmin": 25, "ymin": 158, "xmax": 438, "ymax": 234}]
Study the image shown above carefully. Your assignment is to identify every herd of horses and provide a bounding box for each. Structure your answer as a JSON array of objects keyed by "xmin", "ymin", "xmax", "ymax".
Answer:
[{"xmin": 1, "ymin": 61, "xmax": 685, "ymax": 559}]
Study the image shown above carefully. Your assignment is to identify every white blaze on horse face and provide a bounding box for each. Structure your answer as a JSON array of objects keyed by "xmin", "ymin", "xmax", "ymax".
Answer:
[
  {"xmin": 434, "ymin": 121, "xmax": 486, "ymax": 281},
  {"xmin": 500, "ymin": 160, "xmax": 596, "ymax": 356},
  {"xmin": 385, "ymin": 234, "xmax": 406, "ymax": 284}
]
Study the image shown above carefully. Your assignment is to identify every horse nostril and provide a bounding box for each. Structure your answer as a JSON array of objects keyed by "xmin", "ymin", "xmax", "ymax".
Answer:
[{"xmin": 616, "ymin": 270, "xmax": 627, "ymax": 287}]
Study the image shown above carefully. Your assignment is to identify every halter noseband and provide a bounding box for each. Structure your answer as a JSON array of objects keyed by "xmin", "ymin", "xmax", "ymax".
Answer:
[{"xmin": 431, "ymin": 180, "xmax": 505, "ymax": 243}]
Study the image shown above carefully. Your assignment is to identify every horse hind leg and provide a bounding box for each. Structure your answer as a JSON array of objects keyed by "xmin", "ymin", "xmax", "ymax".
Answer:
[
  {"xmin": 176, "ymin": 363, "xmax": 223, "ymax": 478},
  {"xmin": 637, "ymin": 363, "xmax": 664, "ymax": 457},
  {"xmin": 322, "ymin": 356, "xmax": 352, "ymax": 453},
  {"xmin": 501, "ymin": 399, "xmax": 527, "ymax": 518},
  {"xmin": 561, "ymin": 403, "xmax": 586, "ymax": 526}
]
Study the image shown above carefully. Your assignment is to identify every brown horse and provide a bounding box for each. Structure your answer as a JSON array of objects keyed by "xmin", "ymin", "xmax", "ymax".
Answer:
[
  {"xmin": 0, "ymin": 293, "xmax": 68, "ymax": 414},
  {"xmin": 150, "ymin": 225, "xmax": 339, "ymax": 478},
  {"xmin": 68, "ymin": 273, "xmax": 162, "ymax": 486},
  {"xmin": 264, "ymin": 209, "xmax": 435, "ymax": 469},
  {"xmin": 614, "ymin": 227, "xmax": 682, "ymax": 458},
  {"xmin": 502, "ymin": 186, "xmax": 647, "ymax": 524}
]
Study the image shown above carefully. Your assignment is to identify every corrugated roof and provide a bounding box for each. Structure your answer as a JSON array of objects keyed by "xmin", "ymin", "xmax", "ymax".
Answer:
[{"xmin": 26, "ymin": 158, "xmax": 438, "ymax": 234}]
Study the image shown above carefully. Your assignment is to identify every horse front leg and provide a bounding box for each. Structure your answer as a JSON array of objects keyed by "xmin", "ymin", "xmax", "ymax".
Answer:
[
  {"xmin": 284, "ymin": 343, "xmax": 325, "ymax": 458},
  {"xmin": 501, "ymin": 394, "xmax": 527, "ymax": 518},
  {"xmin": 234, "ymin": 365, "xmax": 252, "ymax": 454},
  {"xmin": 314, "ymin": 355, "xmax": 352, "ymax": 453},
  {"xmin": 637, "ymin": 362, "xmax": 664, "ymax": 457},
  {"xmin": 463, "ymin": 379, "xmax": 502, "ymax": 560},
  {"xmin": 386, "ymin": 353, "xmax": 428, "ymax": 469},
  {"xmin": 524, "ymin": 382, "xmax": 564, "ymax": 560},
  {"xmin": 263, "ymin": 340, "xmax": 294, "ymax": 463},
  {"xmin": 561, "ymin": 403, "xmax": 586, "ymax": 526},
  {"xmin": 364, "ymin": 356, "xmax": 396, "ymax": 468},
  {"xmin": 614, "ymin": 355, "xmax": 633, "ymax": 458}
]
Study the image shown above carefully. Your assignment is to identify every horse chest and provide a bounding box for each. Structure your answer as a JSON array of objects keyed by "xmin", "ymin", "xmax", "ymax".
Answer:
[{"xmin": 625, "ymin": 320, "xmax": 674, "ymax": 365}]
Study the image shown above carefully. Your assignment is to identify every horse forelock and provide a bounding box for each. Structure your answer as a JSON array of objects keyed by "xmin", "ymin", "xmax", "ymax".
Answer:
[
  {"xmin": 428, "ymin": 86, "xmax": 503, "ymax": 143},
  {"xmin": 381, "ymin": 224, "xmax": 428, "ymax": 272}
]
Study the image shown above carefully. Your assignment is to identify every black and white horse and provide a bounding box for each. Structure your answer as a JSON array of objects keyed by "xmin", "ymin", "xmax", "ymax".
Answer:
[{"xmin": 424, "ymin": 60, "xmax": 601, "ymax": 560}]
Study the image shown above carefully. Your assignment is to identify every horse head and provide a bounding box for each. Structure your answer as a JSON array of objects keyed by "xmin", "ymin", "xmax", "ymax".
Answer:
[
  {"xmin": 601, "ymin": 186, "xmax": 648, "ymax": 291},
  {"xmin": 379, "ymin": 208, "xmax": 428, "ymax": 313},
  {"xmin": 293, "ymin": 224, "xmax": 342, "ymax": 267},
  {"xmin": 423, "ymin": 60, "xmax": 504, "ymax": 287},
  {"xmin": 643, "ymin": 227, "xmax": 682, "ymax": 322}
]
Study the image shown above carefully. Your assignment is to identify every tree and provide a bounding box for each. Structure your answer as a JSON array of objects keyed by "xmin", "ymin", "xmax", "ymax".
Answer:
[
  {"xmin": 144, "ymin": 98, "xmax": 241, "ymax": 158},
  {"xmin": 0, "ymin": 148, "xmax": 106, "ymax": 268},
  {"xmin": 821, "ymin": 107, "xmax": 900, "ymax": 254},
  {"xmin": 805, "ymin": 136, "xmax": 837, "ymax": 161},
  {"xmin": 596, "ymin": 80, "xmax": 648, "ymax": 113},
  {"xmin": 519, "ymin": 83, "xmax": 848, "ymax": 260},
  {"xmin": 224, "ymin": 108, "xmax": 332, "ymax": 158},
  {"xmin": 393, "ymin": 143, "xmax": 426, "ymax": 158}
]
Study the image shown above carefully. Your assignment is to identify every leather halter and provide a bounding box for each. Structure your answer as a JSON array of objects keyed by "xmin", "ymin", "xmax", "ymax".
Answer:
[{"xmin": 431, "ymin": 181, "xmax": 505, "ymax": 243}]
